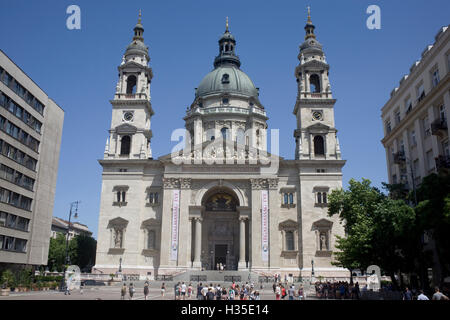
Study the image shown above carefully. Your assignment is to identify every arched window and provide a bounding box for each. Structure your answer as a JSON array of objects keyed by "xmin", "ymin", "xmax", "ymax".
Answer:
[
  {"xmin": 221, "ymin": 127, "xmax": 229, "ymax": 140},
  {"xmin": 309, "ymin": 74, "xmax": 321, "ymax": 93},
  {"xmin": 289, "ymin": 193, "xmax": 294, "ymax": 204},
  {"xmin": 256, "ymin": 129, "xmax": 261, "ymax": 147},
  {"xmin": 126, "ymin": 75, "xmax": 137, "ymax": 94},
  {"xmin": 284, "ymin": 193, "xmax": 289, "ymax": 205},
  {"xmin": 120, "ymin": 135, "xmax": 131, "ymax": 155},
  {"xmin": 314, "ymin": 135, "xmax": 325, "ymax": 156},
  {"xmin": 285, "ymin": 231, "xmax": 295, "ymax": 251}
]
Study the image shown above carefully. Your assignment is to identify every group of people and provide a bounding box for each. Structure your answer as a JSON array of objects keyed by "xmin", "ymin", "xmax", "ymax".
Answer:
[
  {"xmin": 120, "ymin": 281, "xmax": 151, "ymax": 300},
  {"xmin": 403, "ymin": 286, "xmax": 449, "ymax": 300},
  {"xmin": 174, "ymin": 281, "xmax": 261, "ymax": 300},
  {"xmin": 272, "ymin": 282, "xmax": 305, "ymax": 300},
  {"xmin": 314, "ymin": 281, "xmax": 361, "ymax": 299}
]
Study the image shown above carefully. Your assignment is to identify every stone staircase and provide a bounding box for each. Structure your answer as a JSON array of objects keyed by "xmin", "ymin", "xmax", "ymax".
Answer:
[{"xmin": 172, "ymin": 270, "xmax": 259, "ymax": 283}]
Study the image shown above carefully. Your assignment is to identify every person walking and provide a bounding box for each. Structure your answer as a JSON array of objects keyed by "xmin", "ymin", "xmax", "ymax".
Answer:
[
  {"xmin": 288, "ymin": 285, "xmax": 295, "ymax": 300},
  {"xmin": 206, "ymin": 288, "xmax": 215, "ymax": 300},
  {"xmin": 197, "ymin": 282, "xmax": 204, "ymax": 300},
  {"xmin": 417, "ymin": 290, "xmax": 429, "ymax": 300},
  {"xmin": 174, "ymin": 282, "xmax": 181, "ymax": 300},
  {"xmin": 161, "ymin": 282, "xmax": 166, "ymax": 297},
  {"xmin": 275, "ymin": 284, "xmax": 281, "ymax": 300},
  {"xmin": 181, "ymin": 282, "xmax": 187, "ymax": 300},
  {"xmin": 143, "ymin": 282, "xmax": 149, "ymax": 300},
  {"xmin": 403, "ymin": 287, "xmax": 413, "ymax": 300},
  {"xmin": 129, "ymin": 283, "xmax": 135, "ymax": 300},
  {"xmin": 120, "ymin": 283, "xmax": 127, "ymax": 300},
  {"xmin": 229, "ymin": 287, "xmax": 235, "ymax": 300},
  {"xmin": 432, "ymin": 287, "xmax": 449, "ymax": 300},
  {"xmin": 187, "ymin": 283, "xmax": 193, "ymax": 299},
  {"xmin": 298, "ymin": 285, "xmax": 304, "ymax": 300}
]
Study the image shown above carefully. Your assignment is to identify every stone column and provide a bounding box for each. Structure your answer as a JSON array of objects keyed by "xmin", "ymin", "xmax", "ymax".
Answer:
[
  {"xmin": 238, "ymin": 217, "xmax": 247, "ymax": 270},
  {"xmin": 193, "ymin": 218, "xmax": 202, "ymax": 269}
]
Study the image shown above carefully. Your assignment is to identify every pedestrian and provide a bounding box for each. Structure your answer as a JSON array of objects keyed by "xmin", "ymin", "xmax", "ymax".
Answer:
[
  {"xmin": 229, "ymin": 287, "xmax": 235, "ymax": 300},
  {"xmin": 188, "ymin": 283, "xmax": 193, "ymax": 299},
  {"xmin": 174, "ymin": 282, "xmax": 181, "ymax": 300},
  {"xmin": 275, "ymin": 284, "xmax": 281, "ymax": 300},
  {"xmin": 288, "ymin": 285, "xmax": 295, "ymax": 300},
  {"xmin": 144, "ymin": 282, "xmax": 149, "ymax": 300},
  {"xmin": 121, "ymin": 283, "xmax": 127, "ymax": 300},
  {"xmin": 197, "ymin": 282, "xmax": 204, "ymax": 300},
  {"xmin": 161, "ymin": 282, "xmax": 166, "ymax": 297},
  {"xmin": 281, "ymin": 285, "xmax": 287, "ymax": 299},
  {"xmin": 80, "ymin": 283, "xmax": 84, "ymax": 295},
  {"xmin": 417, "ymin": 290, "xmax": 429, "ymax": 300},
  {"xmin": 298, "ymin": 285, "xmax": 304, "ymax": 300},
  {"xmin": 403, "ymin": 287, "xmax": 413, "ymax": 300},
  {"xmin": 432, "ymin": 287, "xmax": 449, "ymax": 300},
  {"xmin": 129, "ymin": 283, "xmax": 135, "ymax": 300},
  {"xmin": 272, "ymin": 282, "xmax": 276, "ymax": 293},
  {"xmin": 181, "ymin": 282, "xmax": 187, "ymax": 300},
  {"xmin": 206, "ymin": 288, "xmax": 215, "ymax": 300},
  {"xmin": 201, "ymin": 283, "xmax": 208, "ymax": 299}
]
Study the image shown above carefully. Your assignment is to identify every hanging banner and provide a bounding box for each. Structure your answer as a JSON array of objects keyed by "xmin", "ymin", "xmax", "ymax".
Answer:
[
  {"xmin": 261, "ymin": 189, "xmax": 269, "ymax": 262},
  {"xmin": 170, "ymin": 189, "xmax": 180, "ymax": 261}
]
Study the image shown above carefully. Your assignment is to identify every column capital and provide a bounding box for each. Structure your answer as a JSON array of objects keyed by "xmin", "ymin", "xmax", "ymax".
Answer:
[
  {"xmin": 163, "ymin": 177, "xmax": 180, "ymax": 189},
  {"xmin": 239, "ymin": 216, "xmax": 249, "ymax": 222},
  {"xmin": 180, "ymin": 178, "xmax": 192, "ymax": 189},
  {"xmin": 250, "ymin": 178, "xmax": 266, "ymax": 190},
  {"xmin": 267, "ymin": 178, "xmax": 279, "ymax": 190}
]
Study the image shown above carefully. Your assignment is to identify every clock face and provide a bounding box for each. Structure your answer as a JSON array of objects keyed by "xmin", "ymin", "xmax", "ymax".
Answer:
[
  {"xmin": 123, "ymin": 112, "xmax": 134, "ymax": 122},
  {"xmin": 312, "ymin": 111, "xmax": 323, "ymax": 121}
]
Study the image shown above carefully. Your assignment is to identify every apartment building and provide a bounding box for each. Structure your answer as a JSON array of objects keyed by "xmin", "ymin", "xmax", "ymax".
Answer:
[
  {"xmin": 0, "ymin": 50, "xmax": 64, "ymax": 269},
  {"xmin": 50, "ymin": 217, "xmax": 92, "ymax": 241},
  {"xmin": 381, "ymin": 26, "xmax": 450, "ymax": 190}
]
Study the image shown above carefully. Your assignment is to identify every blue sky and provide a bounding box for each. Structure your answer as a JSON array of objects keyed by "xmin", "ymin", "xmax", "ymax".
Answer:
[{"xmin": 1, "ymin": 0, "xmax": 449, "ymax": 238}]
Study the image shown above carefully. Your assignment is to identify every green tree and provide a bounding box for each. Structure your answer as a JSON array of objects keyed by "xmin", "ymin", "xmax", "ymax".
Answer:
[
  {"xmin": 328, "ymin": 178, "xmax": 416, "ymax": 290},
  {"xmin": 72, "ymin": 234, "xmax": 97, "ymax": 271},
  {"xmin": 47, "ymin": 233, "xmax": 78, "ymax": 272}
]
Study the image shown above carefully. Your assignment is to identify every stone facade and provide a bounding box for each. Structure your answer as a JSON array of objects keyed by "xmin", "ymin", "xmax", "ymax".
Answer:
[{"xmin": 94, "ymin": 13, "xmax": 347, "ymax": 278}]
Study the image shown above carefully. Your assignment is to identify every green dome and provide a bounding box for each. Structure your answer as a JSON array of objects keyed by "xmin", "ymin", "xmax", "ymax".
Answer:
[{"xmin": 196, "ymin": 65, "xmax": 258, "ymax": 98}]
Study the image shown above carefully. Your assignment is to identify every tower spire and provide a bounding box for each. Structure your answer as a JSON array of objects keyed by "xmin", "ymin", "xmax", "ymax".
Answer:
[
  {"xmin": 138, "ymin": 9, "xmax": 142, "ymax": 24},
  {"xmin": 226, "ymin": 16, "xmax": 229, "ymax": 32},
  {"xmin": 304, "ymin": 6, "xmax": 316, "ymax": 40}
]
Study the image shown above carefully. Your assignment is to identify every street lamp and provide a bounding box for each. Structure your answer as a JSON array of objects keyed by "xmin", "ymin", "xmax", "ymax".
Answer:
[
  {"xmin": 61, "ymin": 201, "xmax": 80, "ymax": 292},
  {"xmin": 118, "ymin": 257, "xmax": 122, "ymax": 273}
]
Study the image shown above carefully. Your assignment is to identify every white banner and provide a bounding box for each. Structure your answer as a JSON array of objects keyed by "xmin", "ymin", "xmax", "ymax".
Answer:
[
  {"xmin": 261, "ymin": 190, "xmax": 269, "ymax": 262},
  {"xmin": 170, "ymin": 189, "xmax": 180, "ymax": 261}
]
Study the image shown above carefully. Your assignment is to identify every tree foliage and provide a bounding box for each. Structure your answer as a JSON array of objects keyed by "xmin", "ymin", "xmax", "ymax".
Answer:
[{"xmin": 47, "ymin": 233, "xmax": 97, "ymax": 272}]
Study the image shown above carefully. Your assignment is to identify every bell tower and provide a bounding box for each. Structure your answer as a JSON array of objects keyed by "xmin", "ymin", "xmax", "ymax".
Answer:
[
  {"xmin": 105, "ymin": 11, "xmax": 154, "ymax": 160},
  {"xmin": 293, "ymin": 8, "xmax": 341, "ymax": 160}
]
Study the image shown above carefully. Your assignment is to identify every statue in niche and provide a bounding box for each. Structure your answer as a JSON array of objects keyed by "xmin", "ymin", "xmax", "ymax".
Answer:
[
  {"xmin": 114, "ymin": 228, "xmax": 123, "ymax": 248},
  {"xmin": 320, "ymin": 232, "xmax": 327, "ymax": 251}
]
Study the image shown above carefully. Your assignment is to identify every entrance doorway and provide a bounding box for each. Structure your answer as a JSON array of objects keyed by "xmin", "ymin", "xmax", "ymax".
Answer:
[{"xmin": 214, "ymin": 244, "xmax": 227, "ymax": 269}]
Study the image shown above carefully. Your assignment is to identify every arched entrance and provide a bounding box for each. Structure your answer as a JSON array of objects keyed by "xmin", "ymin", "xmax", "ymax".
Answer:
[{"xmin": 200, "ymin": 187, "xmax": 241, "ymax": 270}]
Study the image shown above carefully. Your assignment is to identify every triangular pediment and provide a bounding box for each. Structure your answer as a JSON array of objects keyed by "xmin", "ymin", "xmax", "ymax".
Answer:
[
  {"xmin": 141, "ymin": 218, "xmax": 161, "ymax": 228},
  {"xmin": 279, "ymin": 219, "xmax": 298, "ymax": 230},
  {"xmin": 107, "ymin": 217, "xmax": 129, "ymax": 228},
  {"xmin": 312, "ymin": 218, "xmax": 333, "ymax": 229},
  {"xmin": 307, "ymin": 123, "xmax": 330, "ymax": 133},
  {"xmin": 115, "ymin": 123, "xmax": 137, "ymax": 134}
]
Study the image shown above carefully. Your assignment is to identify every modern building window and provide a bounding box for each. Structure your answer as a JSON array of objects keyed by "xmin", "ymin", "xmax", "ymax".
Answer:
[
  {"xmin": 120, "ymin": 135, "xmax": 131, "ymax": 155},
  {"xmin": 0, "ymin": 236, "xmax": 27, "ymax": 253},
  {"xmin": 0, "ymin": 187, "xmax": 32, "ymax": 211},
  {"xmin": 314, "ymin": 135, "xmax": 325, "ymax": 156},
  {"xmin": 0, "ymin": 115, "xmax": 40, "ymax": 152},
  {"xmin": 0, "ymin": 139, "xmax": 38, "ymax": 171},
  {"xmin": 0, "ymin": 163, "xmax": 35, "ymax": 191}
]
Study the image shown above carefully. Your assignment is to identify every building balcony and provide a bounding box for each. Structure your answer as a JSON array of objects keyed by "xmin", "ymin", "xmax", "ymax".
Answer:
[
  {"xmin": 435, "ymin": 155, "xmax": 450, "ymax": 171},
  {"xmin": 431, "ymin": 118, "xmax": 448, "ymax": 137},
  {"xmin": 393, "ymin": 151, "xmax": 406, "ymax": 164},
  {"xmin": 301, "ymin": 92, "xmax": 331, "ymax": 99}
]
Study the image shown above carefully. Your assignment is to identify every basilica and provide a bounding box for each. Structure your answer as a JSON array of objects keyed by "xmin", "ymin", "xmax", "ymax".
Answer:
[{"xmin": 93, "ymin": 10, "xmax": 348, "ymax": 279}]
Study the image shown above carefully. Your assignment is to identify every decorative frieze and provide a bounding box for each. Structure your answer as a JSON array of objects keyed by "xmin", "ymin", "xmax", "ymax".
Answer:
[
  {"xmin": 163, "ymin": 177, "xmax": 180, "ymax": 189},
  {"xmin": 180, "ymin": 178, "xmax": 192, "ymax": 189},
  {"xmin": 250, "ymin": 178, "xmax": 278, "ymax": 190}
]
